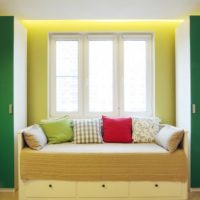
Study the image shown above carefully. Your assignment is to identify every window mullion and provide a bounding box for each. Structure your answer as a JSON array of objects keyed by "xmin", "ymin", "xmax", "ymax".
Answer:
[
  {"xmin": 85, "ymin": 34, "xmax": 91, "ymax": 118},
  {"xmin": 118, "ymin": 34, "xmax": 124, "ymax": 117},
  {"xmin": 49, "ymin": 37, "xmax": 57, "ymax": 117},
  {"xmin": 146, "ymin": 37, "xmax": 153, "ymax": 116},
  {"xmin": 114, "ymin": 34, "xmax": 120, "ymax": 116},
  {"xmin": 78, "ymin": 35, "xmax": 84, "ymax": 118}
]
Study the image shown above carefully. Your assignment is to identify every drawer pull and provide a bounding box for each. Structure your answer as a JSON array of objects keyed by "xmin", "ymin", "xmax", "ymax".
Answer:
[
  {"xmin": 49, "ymin": 184, "xmax": 53, "ymax": 188},
  {"xmin": 155, "ymin": 184, "xmax": 159, "ymax": 187},
  {"xmin": 102, "ymin": 184, "xmax": 105, "ymax": 188}
]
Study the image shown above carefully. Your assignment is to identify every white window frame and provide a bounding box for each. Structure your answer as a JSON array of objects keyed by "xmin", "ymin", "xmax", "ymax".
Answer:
[
  {"xmin": 84, "ymin": 34, "xmax": 119, "ymax": 118},
  {"xmin": 49, "ymin": 32, "xmax": 154, "ymax": 118},
  {"xmin": 49, "ymin": 34, "xmax": 83, "ymax": 118},
  {"xmin": 119, "ymin": 34, "xmax": 154, "ymax": 117}
]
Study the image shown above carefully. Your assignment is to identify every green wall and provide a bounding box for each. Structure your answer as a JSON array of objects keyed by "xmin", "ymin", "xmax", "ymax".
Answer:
[
  {"xmin": 0, "ymin": 16, "xmax": 14, "ymax": 188},
  {"xmin": 22, "ymin": 20, "xmax": 180, "ymax": 125}
]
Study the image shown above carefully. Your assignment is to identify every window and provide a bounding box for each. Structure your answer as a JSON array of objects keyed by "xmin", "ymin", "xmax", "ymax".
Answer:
[{"xmin": 49, "ymin": 33, "xmax": 154, "ymax": 118}]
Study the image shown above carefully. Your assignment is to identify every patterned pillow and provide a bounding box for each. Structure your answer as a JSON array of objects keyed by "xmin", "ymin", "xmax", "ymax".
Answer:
[
  {"xmin": 72, "ymin": 119, "xmax": 103, "ymax": 144},
  {"xmin": 132, "ymin": 117, "xmax": 160, "ymax": 143}
]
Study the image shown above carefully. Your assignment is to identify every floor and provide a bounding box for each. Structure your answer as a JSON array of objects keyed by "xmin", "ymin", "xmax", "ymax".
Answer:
[
  {"xmin": 0, "ymin": 191, "xmax": 17, "ymax": 200},
  {"xmin": 0, "ymin": 191, "xmax": 200, "ymax": 200},
  {"xmin": 192, "ymin": 192, "xmax": 200, "ymax": 200}
]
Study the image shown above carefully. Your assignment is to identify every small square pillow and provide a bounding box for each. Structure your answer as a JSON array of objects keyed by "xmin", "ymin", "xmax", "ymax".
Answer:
[
  {"xmin": 155, "ymin": 125, "xmax": 184, "ymax": 152},
  {"xmin": 132, "ymin": 117, "xmax": 160, "ymax": 143},
  {"xmin": 72, "ymin": 118, "xmax": 103, "ymax": 144},
  {"xmin": 102, "ymin": 116, "xmax": 132, "ymax": 143},
  {"xmin": 23, "ymin": 124, "xmax": 47, "ymax": 150},
  {"xmin": 39, "ymin": 117, "xmax": 73, "ymax": 144}
]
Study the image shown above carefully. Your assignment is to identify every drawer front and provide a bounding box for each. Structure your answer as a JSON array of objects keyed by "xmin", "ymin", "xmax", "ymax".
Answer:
[
  {"xmin": 77, "ymin": 182, "xmax": 129, "ymax": 197},
  {"xmin": 25, "ymin": 180, "xmax": 76, "ymax": 197},
  {"xmin": 130, "ymin": 182, "xmax": 182, "ymax": 197}
]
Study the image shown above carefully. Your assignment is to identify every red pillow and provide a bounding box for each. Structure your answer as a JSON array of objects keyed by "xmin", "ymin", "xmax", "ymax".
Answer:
[{"xmin": 102, "ymin": 116, "xmax": 133, "ymax": 143}]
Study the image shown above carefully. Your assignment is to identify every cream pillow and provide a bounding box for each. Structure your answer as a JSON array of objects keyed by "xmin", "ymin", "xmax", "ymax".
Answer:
[
  {"xmin": 155, "ymin": 125, "xmax": 184, "ymax": 152},
  {"xmin": 132, "ymin": 117, "xmax": 160, "ymax": 143},
  {"xmin": 23, "ymin": 124, "xmax": 47, "ymax": 150}
]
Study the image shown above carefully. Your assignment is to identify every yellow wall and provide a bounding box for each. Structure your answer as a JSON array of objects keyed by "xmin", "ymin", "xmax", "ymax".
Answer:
[{"xmin": 22, "ymin": 20, "xmax": 180, "ymax": 125}]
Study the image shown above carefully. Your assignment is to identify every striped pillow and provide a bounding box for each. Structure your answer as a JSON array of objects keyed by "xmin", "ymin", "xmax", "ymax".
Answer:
[{"xmin": 72, "ymin": 119, "xmax": 103, "ymax": 144}]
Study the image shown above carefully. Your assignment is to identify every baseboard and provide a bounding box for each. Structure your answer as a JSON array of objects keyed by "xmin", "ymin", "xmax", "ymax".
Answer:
[
  {"xmin": 0, "ymin": 188, "xmax": 16, "ymax": 192},
  {"xmin": 190, "ymin": 188, "xmax": 200, "ymax": 192}
]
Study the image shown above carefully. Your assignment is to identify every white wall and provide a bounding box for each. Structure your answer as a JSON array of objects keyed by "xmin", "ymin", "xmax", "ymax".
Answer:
[
  {"xmin": 14, "ymin": 18, "xmax": 27, "ymax": 189},
  {"xmin": 175, "ymin": 18, "xmax": 191, "ymax": 187}
]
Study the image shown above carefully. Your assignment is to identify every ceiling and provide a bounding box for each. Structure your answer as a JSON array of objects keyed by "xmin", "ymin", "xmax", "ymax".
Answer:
[{"xmin": 0, "ymin": 0, "xmax": 200, "ymax": 20}]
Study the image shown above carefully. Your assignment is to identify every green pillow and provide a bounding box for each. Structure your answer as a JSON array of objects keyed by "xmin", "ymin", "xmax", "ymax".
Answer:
[{"xmin": 39, "ymin": 118, "xmax": 73, "ymax": 144}]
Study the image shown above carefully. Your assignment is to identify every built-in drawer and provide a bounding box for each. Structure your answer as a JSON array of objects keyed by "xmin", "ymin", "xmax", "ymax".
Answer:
[
  {"xmin": 77, "ymin": 181, "xmax": 129, "ymax": 197},
  {"xmin": 129, "ymin": 182, "xmax": 182, "ymax": 197},
  {"xmin": 25, "ymin": 180, "xmax": 76, "ymax": 197}
]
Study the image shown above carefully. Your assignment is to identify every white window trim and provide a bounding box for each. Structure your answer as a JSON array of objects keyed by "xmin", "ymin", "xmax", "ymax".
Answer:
[
  {"xmin": 49, "ymin": 34, "xmax": 84, "ymax": 118},
  {"xmin": 49, "ymin": 32, "xmax": 154, "ymax": 118},
  {"xmin": 84, "ymin": 34, "xmax": 119, "ymax": 118},
  {"xmin": 119, "ymin": 34, "xmax": 154, "ymax": 117}
]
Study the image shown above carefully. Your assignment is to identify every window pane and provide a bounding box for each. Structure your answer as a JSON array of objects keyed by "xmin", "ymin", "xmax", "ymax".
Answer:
[
  {"xmin": 56, "ymin": 77, "xmax": 78, "ymax": 112},
  {"xmin": 124, "ymin": 41, "xmax": 146, "ymax": 112},
  {"xmin": 56, "ymin": 41, "xmax": 78, "ymax": 112},
  {"xmin": 89, "ymin": 40, "xmax": 113, "ymax": 112},
  {"xmin": 56, "ymin": 41, "xmax": 78, "ymax": 76}
]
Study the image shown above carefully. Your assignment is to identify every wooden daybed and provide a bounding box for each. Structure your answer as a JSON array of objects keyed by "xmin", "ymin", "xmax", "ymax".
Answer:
[{"xmin": 18, "ymin": 129, "xmax": 188, "ymax": 200}]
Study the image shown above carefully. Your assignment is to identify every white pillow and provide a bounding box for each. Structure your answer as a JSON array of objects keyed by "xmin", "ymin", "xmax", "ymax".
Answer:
[
  {"xmin": 23, "ymin": 124, "xmax": 47, "ymax": 150},
  {"xmin": 155, "ymin": 125, "xmax": 184, "ymax": 152}
]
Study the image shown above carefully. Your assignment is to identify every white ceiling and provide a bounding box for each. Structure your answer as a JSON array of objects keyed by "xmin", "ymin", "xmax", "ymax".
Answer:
[{"xmin": 0, "ymin": 0, "xmax": 200, "ymax": 20}]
